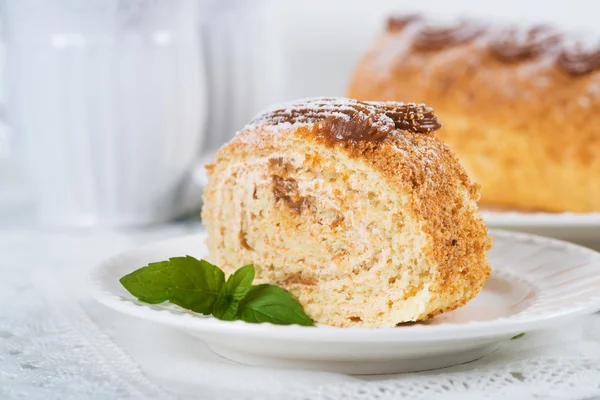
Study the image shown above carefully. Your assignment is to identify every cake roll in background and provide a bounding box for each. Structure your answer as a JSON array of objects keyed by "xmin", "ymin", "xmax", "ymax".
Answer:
[{"xmin": 348, "ymin": 15, "xmax": 600, "ymax": 213}]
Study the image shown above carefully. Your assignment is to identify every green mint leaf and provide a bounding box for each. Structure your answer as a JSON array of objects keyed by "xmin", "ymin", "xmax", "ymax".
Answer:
[
  {"xmin": 511, "ymin": 332, "xmax": 526, "ymax": 340},
  {"xmin": 213, "ymin": 264, "xmax": 256, "ymax": 321},
  {"xmin": 118, "ymin": 260, "xmax": 173, "ymax": 304},
  {"xmin": 120, "ymin": 259, "xmax": 315, "ymax": 327},
  {"xmin": 225, "ymin": 264, "xmax": 256, "ymax": 301},
  {"xmin": 236, "ymin": 284, "xmax": 314, "ymax": 326},
  {"xmin": 119, "ymin": 256, "xmax": 225, "ymax": 315}
]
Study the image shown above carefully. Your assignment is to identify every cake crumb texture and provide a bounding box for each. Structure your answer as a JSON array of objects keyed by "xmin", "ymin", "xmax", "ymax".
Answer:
[{"xmin": 202, "ymin": 97, "xmax": 491, "ymax": 327}]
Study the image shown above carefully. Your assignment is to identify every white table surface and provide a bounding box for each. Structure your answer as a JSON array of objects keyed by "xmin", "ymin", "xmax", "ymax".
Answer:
[{"xmin": 1, "ymin": 219, "xmax": 600, "ymax": 400}]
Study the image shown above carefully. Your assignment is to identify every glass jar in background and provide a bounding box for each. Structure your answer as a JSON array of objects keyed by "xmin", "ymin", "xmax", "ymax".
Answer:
[
  {"xmin": 198, "ymin": 0, "xmax": 284, "ymax": 159},
  {"xmin": 0, "ymin": 0, "xmax": 284, "ymax": 228},
  {"xmin": 2, "ymin": 0, "xmax": 207, "ymax": 228}
]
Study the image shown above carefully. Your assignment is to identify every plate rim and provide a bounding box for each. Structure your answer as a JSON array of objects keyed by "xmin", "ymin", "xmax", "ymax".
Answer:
[
  {"xmin": 88, "ymin": 229, "xmax": 600, "ymax": 342},
  {"xmin": 481, "ymin": 210, "xmax": 600, "ymax": 227}
]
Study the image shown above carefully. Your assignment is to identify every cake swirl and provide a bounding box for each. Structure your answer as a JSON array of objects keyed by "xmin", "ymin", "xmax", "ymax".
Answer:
[
  {"xmin": 556, "ymin": 39, "xmax": 600, "ymax": 76},
  {"xmin": 489, "ymin": 25, "xmax": 562, "ymax": 62},
  {"xmin": 412, "ymin": 20, "xmax": 483, "ymax": 50},
  {"xmin": 250, "ymin": 98, "xmax": 441, "ymax": 143},
  {"xmin": 203, "ymin": 96, "xmax": 491, "ymax": 327}
]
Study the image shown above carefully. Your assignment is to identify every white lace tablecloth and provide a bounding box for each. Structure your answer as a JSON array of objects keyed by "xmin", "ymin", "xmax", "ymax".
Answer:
[{"xmin": 2, "ymin": 225, "xmax": 600, "ymax": 400}]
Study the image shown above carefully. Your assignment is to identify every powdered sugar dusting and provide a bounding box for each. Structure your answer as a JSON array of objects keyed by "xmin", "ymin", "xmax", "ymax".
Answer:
[
  {"xmin": 561, "ymin": 32, "xmax": 600, "ymax": 55},
  {"xmin": 248, "ymin": 97, "xmax": 364, "ymax": 126},
  {"xmin": 233, "ymin": 98, "xmax": 447, "ymax": 168},
  {"xmin": 236, "ymin": 122, "xmax": 292, "ymax": 147},
  {"xmin": 243, "ymin": 97, "xmax": 440, "ymax": 140}
]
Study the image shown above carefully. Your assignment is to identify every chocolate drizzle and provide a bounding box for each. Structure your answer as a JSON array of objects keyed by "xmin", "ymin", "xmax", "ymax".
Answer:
[
  {"xmin": 389, "ymin": 15, "xmax": 600, "ymax": 78},
  {"xmin": 251, "ymin": 98, "xmax": 441, "ymax": 144},
  {"xmin": 320, "ymin": 114, "xmax": 393, "ymax": 142},
  {"xmin": 412, "ymin": 20, "xmax": 483, "ymax": 50},
  {"xmin": 381, "ymin": 103, "xmax": 441, "ymax": 133},
  {"xmin": 490, "ymin": 25, "xmax": 561, "ymax": 62},
  {"xmin": 556, "ymin": 39, "xmax": 600, "ymax": 76},
  {"xmin": 387, "ymin": 14, "xmax": 422, "ymax": 32},
  {"xmin": 320, "ymin": 103, "xmax": 441, "ymax": 143}
]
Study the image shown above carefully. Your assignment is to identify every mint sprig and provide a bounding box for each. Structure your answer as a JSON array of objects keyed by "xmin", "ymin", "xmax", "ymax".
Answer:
[
  {"xmin": 119, "ymin": 257, "xmax": 314, "ymax": 326},
  {"xmin": 119, "ymin": 256, "xmax": 224, "ymax": 314},
  {"xmin": 213, "ymin": 264, "xmax": 255, "ymax": 321},
  {"xmin": 237, "ymin": 284, "xmax": 314, "ymax": 326}
]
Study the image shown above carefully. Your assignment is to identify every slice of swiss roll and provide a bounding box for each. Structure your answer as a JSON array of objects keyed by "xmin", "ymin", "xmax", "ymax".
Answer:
[{"xmin": 201, "ymin": 97, "xmax": 491, "ymax": 327}]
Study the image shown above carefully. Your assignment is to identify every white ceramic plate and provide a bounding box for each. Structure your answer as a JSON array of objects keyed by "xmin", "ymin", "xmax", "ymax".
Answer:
[
  {"xmin": 481, "ymin": 211, "xmax": 600, "ymax": 244},
  {"xmin": 88, "ymin": 230, "xmax": 600, "ymax": 375},
  {"xmin": 481, "ymin": 210, "xmax": 600, "ymax": 228}
]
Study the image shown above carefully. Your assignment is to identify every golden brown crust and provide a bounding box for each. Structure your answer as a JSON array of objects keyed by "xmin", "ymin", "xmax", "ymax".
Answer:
[
  {"xmin": 216, "ymin": 98, "xmax": 491, "ymax": 315},
  {"xmin": 348, "ymin": 16, "xmax": 600, "ymax": 212}
]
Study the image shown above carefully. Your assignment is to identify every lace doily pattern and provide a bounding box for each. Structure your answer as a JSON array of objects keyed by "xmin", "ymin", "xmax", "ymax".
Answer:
[
  {"xmin": 292, "ymin": 318, "xmax": 600, "ymax": 400},
  {"xmin": 0, "ymin": 232, "xmax": 175, "ymax": 400}
]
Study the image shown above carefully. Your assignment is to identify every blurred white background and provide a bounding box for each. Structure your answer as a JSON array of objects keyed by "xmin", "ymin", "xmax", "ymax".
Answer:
[{"xmin": 1, "ymin": 0, "xmax": 599, "ymax": 227}]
